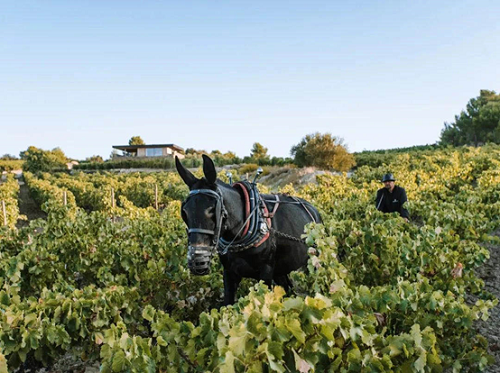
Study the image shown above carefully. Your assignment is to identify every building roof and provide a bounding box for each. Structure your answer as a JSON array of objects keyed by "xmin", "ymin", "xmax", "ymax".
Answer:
[{"xmin": 112, "ymin": 144, "xmax": 184, "ymax": 152}]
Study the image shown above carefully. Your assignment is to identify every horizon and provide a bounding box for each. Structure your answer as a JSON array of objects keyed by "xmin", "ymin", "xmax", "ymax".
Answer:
[
  {"xmin": 3, "ymin": 141, "xmax": 443, "ymax": 162},
  {"xmin": 1, "ymin": 1, "xmax": 499, "ymax": 160}
]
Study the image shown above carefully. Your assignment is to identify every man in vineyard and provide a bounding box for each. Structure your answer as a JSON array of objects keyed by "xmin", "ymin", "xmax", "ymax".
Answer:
[{"xmin": 375, "ymin": 173, "xmax": 410, "ymax": 222}]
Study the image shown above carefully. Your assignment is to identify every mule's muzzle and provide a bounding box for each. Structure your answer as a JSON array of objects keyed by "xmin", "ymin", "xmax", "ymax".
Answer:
[{"xmin": 187, "ymin": 245, "xmax": 213, "ymax": 276}]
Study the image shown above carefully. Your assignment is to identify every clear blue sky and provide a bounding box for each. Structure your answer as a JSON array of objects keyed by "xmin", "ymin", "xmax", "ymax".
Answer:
[{"xmin": 1, "ymin": 1, "xmax": 499, "ymax": 160}]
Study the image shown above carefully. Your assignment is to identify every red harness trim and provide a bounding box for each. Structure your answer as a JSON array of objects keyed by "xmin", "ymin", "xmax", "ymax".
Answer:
[
  {"xmin": 263, "ymin": 195, "xmax": 280, "ymax": 219},
  {"xmin": 262, "ymin": 204, "xmax": 272, "ymax": 230}
]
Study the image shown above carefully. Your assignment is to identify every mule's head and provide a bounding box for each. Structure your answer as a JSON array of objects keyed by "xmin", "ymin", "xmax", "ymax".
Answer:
[{"xmin": 176, "ymin": 155, "xmax": 224, "ymax": 275}]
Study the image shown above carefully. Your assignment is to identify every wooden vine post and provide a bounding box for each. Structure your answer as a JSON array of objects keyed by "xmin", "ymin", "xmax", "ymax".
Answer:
[
  {"xmin": 111, "ymin": 188, "xmax": 115, "ymax": 208},
  {"xmin": 155, "ymin": 184, "xmax": 158, "ymax": 210},
  {"xmin": 111, "ymin": 188, "xmax": 116, "ymax": 222},
  {"xmin": 1, "ymin": 200, "xmax": 6, "ymax": 226}
]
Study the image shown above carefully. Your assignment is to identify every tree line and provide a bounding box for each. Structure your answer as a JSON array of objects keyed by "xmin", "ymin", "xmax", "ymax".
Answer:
[
  {"xmin": 12, "ymin": 134, "xmax": 355, "ymax": 174},
  {"xmin": 112, "ymin": 134, "xmax": 356, "ymax": 171},
  {"xmin": 5, "ymin": 89, "xmax": 498, "ymax": 173},
  {"xmin": 440, "ymin": 90, "xmax": 500, "ymax": 146}
]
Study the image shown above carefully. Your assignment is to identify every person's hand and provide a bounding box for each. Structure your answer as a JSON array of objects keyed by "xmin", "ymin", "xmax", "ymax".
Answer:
[{"xmin": 403, "ymin": 217, "xmax": 409, "ymax": 223}]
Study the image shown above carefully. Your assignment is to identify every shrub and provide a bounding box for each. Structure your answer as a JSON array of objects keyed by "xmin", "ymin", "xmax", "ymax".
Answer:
[
  {"xmin": 21, "ymin": 146, "xmax": 68, "ymax": 173},
  {"xmin": 291, "ymin": 133, "xmax": 356, "ymax": 171}
]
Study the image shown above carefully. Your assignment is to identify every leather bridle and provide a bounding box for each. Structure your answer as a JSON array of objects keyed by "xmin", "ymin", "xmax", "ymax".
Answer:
[
  {"xmin": 183, "ymin": 188, "xmax": 227, "ymax": 275},
  {"xmin": 184, "ymin": 188, "xmax": 226, "ymax": 246}
]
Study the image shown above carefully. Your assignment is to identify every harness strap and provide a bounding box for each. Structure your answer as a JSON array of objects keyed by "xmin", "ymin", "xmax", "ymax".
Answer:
[
  {"xmin": 188, "ymin": 228, "xmax": 215, "ymax": 235},
  {"xmin": 291, "ymin": 196, "xmax": 317, "ymax": 223},
  {"xmin": 262, "ymin": 199, "xmax": 272, "ymax": 228},
  {"xmin": 253, "ymin": 202, "xmax": 271, "ymax": 247},
  {"xmin": 189, "ymin": 189, "xmax": 220, "ymax": 198},
  {"xmin": 263, "ymin": 195, "xmax": 280, "ymax": 218}
]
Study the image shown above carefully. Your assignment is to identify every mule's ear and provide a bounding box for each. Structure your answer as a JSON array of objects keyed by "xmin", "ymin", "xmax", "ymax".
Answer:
[
  {"xmin": 175, "ymin": 156, "xmax": 197, "ymax": 188},
  {"xmin": 202, "ymin": 154, "xmax": 217, "ymax": 185}
]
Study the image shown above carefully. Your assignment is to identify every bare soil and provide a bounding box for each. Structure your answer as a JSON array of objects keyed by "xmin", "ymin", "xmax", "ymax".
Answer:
[
  {"xmin": 16, "ymin": 181, "xmax": 46, "ymax": 228},
  {"xmin": 473, "ymin": 230, "xmax": 500, "ymax": 372}
]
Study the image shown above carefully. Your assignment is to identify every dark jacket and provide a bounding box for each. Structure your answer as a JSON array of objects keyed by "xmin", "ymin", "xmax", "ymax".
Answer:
[{"xmin": 375, "ymin": 185, "xmax": 410, "ymax": 219}]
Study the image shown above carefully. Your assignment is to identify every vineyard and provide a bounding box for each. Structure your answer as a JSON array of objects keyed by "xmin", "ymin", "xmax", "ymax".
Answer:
[{"xmin": 1, "ymin": 145, "xmax": 500, "ymax": 372}]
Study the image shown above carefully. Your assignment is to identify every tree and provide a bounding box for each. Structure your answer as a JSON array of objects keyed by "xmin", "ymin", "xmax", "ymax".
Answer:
[
  {"xmin": 129, "ymin": 136, "xmax": 145, "ymax": 146},
  {"xmin": 210, "ymin": 151, "xmax": 242, "ymax": 166},
  {"xmin": 185, "ymin": 148, "xmax": 207, "ymax": 156},
  {"xmin": 110, "ymin": 149, "xmax": 120, "ymax": 160},
  {"xmin": 1, "ymin": 154, "xmax": 18, "ymax": 160},
  {"xmin": 223, "ymin": 151, "xmax": 238, "ymax": 161},
  {"xmin": 250, "ymin": 142, "xmax": 270, "ymax": 164},
  {"xmin": 86, "ymin": 155, "xmax": 104, "ymax": 163},
  {"xmin": 21, "ymin": 146, "xmax": 68, "ymax": 172},
  {"xmin": 440, "ymin": 90, "xmax": 500, "ymax": 146},
  {"xmin": 290, "ymin": 133, "xmax": 356, "ymax": 172},
  {"xmin": 270, "ymin": 156, "xmax": 292, "ymax": 166}
]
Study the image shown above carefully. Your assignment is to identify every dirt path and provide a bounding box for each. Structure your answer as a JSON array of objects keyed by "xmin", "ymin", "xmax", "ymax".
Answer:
[
  {"xmin": 16, "ymin": 181, "xmax": 46, "ymax": 228},
  {"xmin": 474, "ymin": 230, "xmax": 500, "ymax": 372}
]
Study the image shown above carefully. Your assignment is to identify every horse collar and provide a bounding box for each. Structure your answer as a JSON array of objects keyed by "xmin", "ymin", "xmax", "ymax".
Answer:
[{"xmin": 218, "ymin": 181, "xmax": 272, "ymax": 254}]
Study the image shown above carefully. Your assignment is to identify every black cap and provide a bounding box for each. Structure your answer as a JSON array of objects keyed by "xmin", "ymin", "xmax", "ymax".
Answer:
[{"xmin": 382, "ymin": 173, "xmax": 395, "ymax": 182}]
